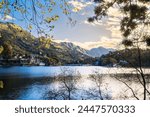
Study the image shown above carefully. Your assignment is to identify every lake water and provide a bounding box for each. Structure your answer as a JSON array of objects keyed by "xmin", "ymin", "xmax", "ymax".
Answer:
[
  {"xmin": 0, "ymin": 66, "xmax": 109, "ymax": 78},
  {"xmin": 0, "ymin": 66, "xmax": 149, "ymax": 100}
]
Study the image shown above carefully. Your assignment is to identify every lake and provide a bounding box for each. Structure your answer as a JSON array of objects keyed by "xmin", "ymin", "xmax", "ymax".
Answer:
[{"xmin": 0, "ymin": 66, "xmax": 150, "ymax": 100}]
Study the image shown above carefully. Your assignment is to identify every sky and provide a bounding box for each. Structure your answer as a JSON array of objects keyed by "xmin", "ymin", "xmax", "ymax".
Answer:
[{"xmin": 0, "ymin": 0, "xmax": 123, "ymax": 50}]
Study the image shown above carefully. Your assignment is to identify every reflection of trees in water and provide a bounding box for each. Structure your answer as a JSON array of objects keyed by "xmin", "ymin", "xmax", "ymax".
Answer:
[
  {"xmin": 46, "ymin": 68, "xmax": 81, "ymax": 100},
  {"xmin": 1, "ymin": 69, "xmax": 149, "ymax": 100},
  {"xmin": 85, "ymin": 72, "xmax": 112, "ymax": 100},
  {"xmin": 46, "ymin": 69, "xmax": 112, "ymax": 100},
  {"xmin": 0, "ymin": 78, "xmax": 30, "ymax": 99},
  {"xmin": 111, "ymin": 74, "xmax": 150, "ymax": 100},
  {"xmin": 0, "ymin": 78, "xmax": 49, "ymax": 99},
  {"xmin": 46, "ymin": 69, "xmax": 150, "ymax": 100}
]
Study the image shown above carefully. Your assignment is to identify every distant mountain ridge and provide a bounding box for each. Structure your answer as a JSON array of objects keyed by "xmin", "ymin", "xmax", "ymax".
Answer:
[
  {"xmin": 57, "ymin": 42, "xmax": 115, "ymax": 57},
  {"xmin": 0, "ymin": 22, "xmax": 115, "ymax": 66},
  {"xmin": 87, "ymin": 47, "xmax": 115, "ymax": 57},
  {"xmin": 59, "ymin": 42, "xmax": 89, "ymax": 56},
  {"xmin": 0, "ymin": 22, "xmax": 91, "ymax": 65}
]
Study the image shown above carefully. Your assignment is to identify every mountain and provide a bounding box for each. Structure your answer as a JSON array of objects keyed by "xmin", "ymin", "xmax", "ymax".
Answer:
[
  {"xmin": 0, "ymin": 22, "xmax": 115, "ymax": 66},
  {"xmin": 99, "ymin": 48, "xmax": 150, "ymax": 67},
  {"xmin": 59, "ymin": 42, "xmax": 89, "ymax": 55},
  {"xmin": 48, "ymin": 41, "xmax": 91, "ymax": 64},
  {"xmin": 0, "ymin": 22, "xmax": 36, "ymax": 55},
  {"xmin": 0, "ymin": 22, "xmax": 93, "ymax": 65},
  {"xmin": 87, "ymin": 47, "xmax": 115, "ymax": 57},
  {"xmin": 55, "ymin": 42, "xmax": 115, "ymax": 58}
]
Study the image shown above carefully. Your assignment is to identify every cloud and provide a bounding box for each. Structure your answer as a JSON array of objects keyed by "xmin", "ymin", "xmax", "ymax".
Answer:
[
  {"xmin": 83, "ymin": 6, "xmax": 123, "ymax": 40},
  {"xmin": 54, "ymin": 36, "xmax": 120, "ymax": 50},
  {"xmin": 0, "ymin": 15, "xmax": 15, "ymax": 21},
  {"xmin": 56, "ymin": 6, "xmax": 123, "ymax": 50},
  {"xmin": 76, "ymin": 36, "xmax": 120, "ymax": 49},
  {"xmin": 68, "ymin": 0, "xmax": 93, "ymax": 12},
  {"xmin": 83, "ymin": 7, "xmax": 121, "ymax": 28},
  {"xmin": 54, "ymin": 38, "xmax": 70, "ymax": 43},
  {"xmin": 55, "ymin": 3, "xmax": 123, "ymax": 49},
  {"xmin": 84, "ymin": 20, "xmax": 103, "ymax": 27}
]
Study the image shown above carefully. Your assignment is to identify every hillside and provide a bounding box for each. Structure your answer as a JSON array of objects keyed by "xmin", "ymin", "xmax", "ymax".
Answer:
[
  {"xmin": 0, "ymin": 22, "xmax": 92, "ymax": 66},
  {"xmin": 56, "ymin": 42, "xmax": 115, "ymax": 58},
  {"xmin": 87, "ymin": 47, "xmax": 115, "ymax": 57},
  {"xmin": 98, "ymin": 49, "xmax": 150, "ymax": 67}
]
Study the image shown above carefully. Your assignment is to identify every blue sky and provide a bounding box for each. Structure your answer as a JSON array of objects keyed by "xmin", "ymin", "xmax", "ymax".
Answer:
[{"xmin": 0, "ymin": 0, "xmax": 122, "ymax": 49}]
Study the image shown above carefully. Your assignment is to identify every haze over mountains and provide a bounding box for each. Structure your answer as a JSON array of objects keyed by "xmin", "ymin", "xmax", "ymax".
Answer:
[
  {"xmin": 87, "ymin": 47, "xmax": 115, "ymax": 57},
  {"xmin": 58, "ymin": 42, "xmax": 115, "ymax": 57},
  {"xmin": 0, "ymin": 22, "xmax": 114, "ymax": 65}
]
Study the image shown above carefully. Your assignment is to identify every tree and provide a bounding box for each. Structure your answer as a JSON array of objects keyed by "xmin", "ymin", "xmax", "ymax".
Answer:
[
  {"xmin": 91, "ymin": 0, "xmax": 150, "ymax": 38},
  {"xmin": 87, "ymin": 71, "xmax": 111, "ymax": 100},
  {"xmin": 119, "ymin": 32, "xmax": 150, "ymax": 100},
  {"xmin": 47, "ymin": 68, "xmax": 81, "ymax": 100},
  {"xmin": 2, "ymin": 41, "xmax": 13, "ymax": 59},
  {"xmin": 91, "ymin": 0, "xmax": 150, "ymax": 99},
  {"xmin": 0, "ymin": 0, "xmax": 72, "ymax": 36}
]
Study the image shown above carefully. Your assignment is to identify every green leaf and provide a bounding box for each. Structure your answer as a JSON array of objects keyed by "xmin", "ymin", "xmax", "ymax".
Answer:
[
  {"xmin": 0, "ymin": 81, "xmax": 4, "ymax": 88},
  {"xmin": 0, "ymin": 46, "xmax": 4, "ymax": 54},
  {"xmin": 28, "ymin": 25, "xmax": 33, "ymax": 30}
]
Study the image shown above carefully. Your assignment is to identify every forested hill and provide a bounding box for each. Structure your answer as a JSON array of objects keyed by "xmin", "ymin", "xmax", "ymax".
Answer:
[
  {"xmin": 2, "ymin": 22, "xmax": 149, "ymax": 67},
  {"xmin": 98, "ymin": 49, "xmax": 150, "ymax": 67},
  {"xmin": 0, "ymin": 22, "xmax": 94, "ymax": 66}
]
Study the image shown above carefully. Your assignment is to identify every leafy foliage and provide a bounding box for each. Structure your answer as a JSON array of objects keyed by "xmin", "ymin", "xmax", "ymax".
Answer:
[
  {"xmin": 0, "ymin": 46, "xmax": 4, "ymax": 54},
  {"xmin": 122, "ymin": 39, "xmax": 133, "ymax": 47},
  {"xmin": 144, "ymin": 36, "xmax": 150, "ymax": 46},
  {"xmin": 99, "ymin": 49, "xmax": 150, "ymax": 67},
  {"xmin": 91, "ymin": 0, "xmax": 150, "ymax": 46},
  {"xmin": 0, "ymin": 81, "xmax": 4, "ymax": 88},
  {"xmin": 2, "ymin": 41, "xmax": 13, "ymax": 59},
  {"xmin": 0, "ymin": 0, "xmax": 72, "ymax": 36},
  {"xmin": 0, "ymin": 22, "xmax": 92, "ymax": 66}
]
